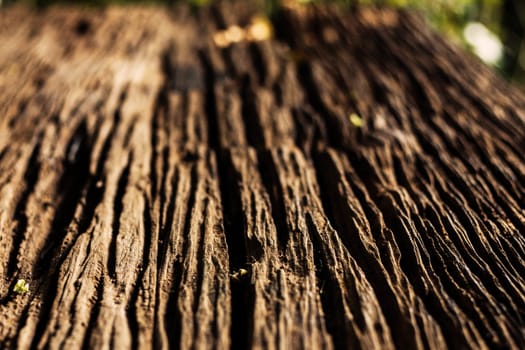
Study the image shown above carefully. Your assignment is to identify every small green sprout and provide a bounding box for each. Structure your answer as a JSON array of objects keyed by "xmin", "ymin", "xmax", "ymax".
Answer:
[
  {"xmin": 231, "ymin": 268, "xmax": 249, "ymax": 281},
  {"xmin": 13, "ymin": 279, "xmax": 29, "ymax": 294},
  {"xmin": 349, "ymin": 113, "xmax": 364, "ymax": 127}
]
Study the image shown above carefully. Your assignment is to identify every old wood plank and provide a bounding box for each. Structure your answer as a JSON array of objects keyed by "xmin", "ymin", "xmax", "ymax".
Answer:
[{"xmin": 0, "ymin": 3, "xmax": 525, "ymax": 349}]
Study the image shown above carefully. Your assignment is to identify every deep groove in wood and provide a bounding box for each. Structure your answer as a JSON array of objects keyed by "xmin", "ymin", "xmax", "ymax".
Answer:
[{"xmin": 1, "ymin": 4, "xmax": 525, "ymax": 349}]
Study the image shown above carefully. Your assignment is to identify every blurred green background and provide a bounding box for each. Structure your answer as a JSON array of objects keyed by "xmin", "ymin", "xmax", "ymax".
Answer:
[{"xmin": 2, "ymin": 0, "xmax": 525, "ymax": 87}]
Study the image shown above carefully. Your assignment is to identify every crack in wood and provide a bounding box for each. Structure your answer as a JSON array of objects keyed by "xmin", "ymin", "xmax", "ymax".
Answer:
[{"xmin": 0, "ymin": 3, "xmax": 525, "ymax": 349}]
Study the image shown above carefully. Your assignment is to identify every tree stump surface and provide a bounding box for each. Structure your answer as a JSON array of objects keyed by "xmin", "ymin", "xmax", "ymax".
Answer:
[{"xmin": 0, "ymin": 3, "xmax": 524, "ymax": 349}]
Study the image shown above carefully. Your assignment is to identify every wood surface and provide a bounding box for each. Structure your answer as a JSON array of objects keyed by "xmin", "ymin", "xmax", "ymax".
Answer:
[{"xmin": 0, "ymin": 2, "xmax": 524, "ymax": 349}]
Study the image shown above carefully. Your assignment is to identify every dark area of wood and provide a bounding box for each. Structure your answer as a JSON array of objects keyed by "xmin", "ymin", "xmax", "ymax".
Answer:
[{"xmin": 0, "ymin": 2, "xmax": 524, "ymax": 349}]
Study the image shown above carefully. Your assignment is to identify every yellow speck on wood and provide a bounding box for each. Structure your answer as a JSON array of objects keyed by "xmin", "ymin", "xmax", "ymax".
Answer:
[
  {"xmin": 213, "ymin": 15, "xmax": 272, "ymax": 48},
  {"xmin": 349, "ymin": 113, "xmax": 364, "ymax": 127},
  {"xmin": 246, "ymin": 16, "xmax": 273, "ymax": 41},
  {"xmin": 231, "ymin": 268, "xmax": 249, "ymax": 281},
  {"xmin": 13, "ymin": 279, "xmax": 29, "ymax": 294}
]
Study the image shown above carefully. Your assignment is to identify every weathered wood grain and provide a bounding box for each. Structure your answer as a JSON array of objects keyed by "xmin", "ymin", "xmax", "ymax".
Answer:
[{"xmin": 0, "ymin": 2, "xmax": 524, "ymax": 349}]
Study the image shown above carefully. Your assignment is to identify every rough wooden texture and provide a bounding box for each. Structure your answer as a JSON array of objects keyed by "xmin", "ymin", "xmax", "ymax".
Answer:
[{"xmin": 0, "ymin": 2, "xmax": 525, "ymax": 349}]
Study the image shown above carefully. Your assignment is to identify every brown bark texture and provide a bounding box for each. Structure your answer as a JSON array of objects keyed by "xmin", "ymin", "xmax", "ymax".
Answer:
[{"xmin": 0, "ymin": 2, "xmax": 524, "ymax": 349}]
